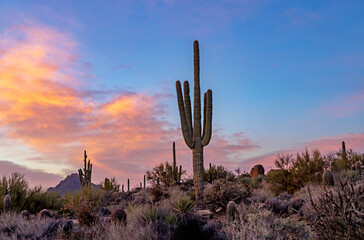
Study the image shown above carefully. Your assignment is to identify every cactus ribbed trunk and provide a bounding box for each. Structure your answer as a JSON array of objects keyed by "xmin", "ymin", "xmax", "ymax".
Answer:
[{"xmin": 176, "ymin": 40, "xmax": 213, "ymax": 204}]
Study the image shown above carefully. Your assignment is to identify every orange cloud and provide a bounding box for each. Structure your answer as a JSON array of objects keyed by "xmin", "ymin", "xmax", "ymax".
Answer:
[{"xmin": 0, "ymin": 23, "xmax": 258, "ymax": 188}]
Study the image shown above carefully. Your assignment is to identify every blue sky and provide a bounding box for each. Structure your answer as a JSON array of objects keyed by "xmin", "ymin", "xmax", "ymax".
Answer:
[{"xmin": 0, "ymin": 0, "xmax": 363, "ymax": 187}]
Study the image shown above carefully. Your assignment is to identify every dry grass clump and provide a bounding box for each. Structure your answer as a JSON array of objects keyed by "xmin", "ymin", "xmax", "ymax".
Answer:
[{"xmin": 222, "ymin": 203, "xmax": 315, "ymax": 240}]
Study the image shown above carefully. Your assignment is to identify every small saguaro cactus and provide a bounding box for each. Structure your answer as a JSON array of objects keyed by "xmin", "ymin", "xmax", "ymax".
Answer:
[
  {"xmin": 122, "ymin": 184, "xmax": 124, "ymax": 193},
  {"xmin": 4, "ymin": 192, "xmax": 11, "ymax": 213},
  {"xmin": 226, "ymin": 201, "xmax": 237, "ymax": 221},
  {"xmin": 176, "ymin": 40, "xmax": 213, "ymax": 202},
  {"xmin": 127, "ymin": 178, "xmax": 130, "ymax": 192},
  {"xmin": 355, "ymin": 161, "xmax": 362, "ymax": 176},
  {"xmin": 342, "ymin": 141, "xmax": 348, "ymax": 166},
  {"xmin": 144, "ymin": 175, "xmax": 146, "ymax": 189},
  {"xmin": 172, "ymin": 142, "xmax": 183, "ymax": 183},
  {"xmin": 78, "ymin": 150, "xmax": 93, "ymax": 189},
  {"xmin": 323, "ymin": 169, "xmax": 335, "ymax": 186}
]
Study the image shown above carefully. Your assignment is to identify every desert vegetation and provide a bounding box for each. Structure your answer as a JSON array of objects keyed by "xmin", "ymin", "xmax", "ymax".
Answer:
[
  {"xmin": 0, "ymin": 143, "xmax": 363, "ymax": 239},
  {"xmin": 0, "ymin": 41, "xmax": 363, "ymax": 240}
]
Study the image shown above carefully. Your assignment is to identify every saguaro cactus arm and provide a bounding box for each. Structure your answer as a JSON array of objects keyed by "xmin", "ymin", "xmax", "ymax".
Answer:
[
  {"xmin": 176, "ymin": 81, "xmax": 194, "ymax": 149},
  {"xmin": 193, "ymin": 41, "xmax": 202, "ymax": 140},
  {"xmin": 202, "ymin": 89, "xmax": 212, "ymax": 146}
]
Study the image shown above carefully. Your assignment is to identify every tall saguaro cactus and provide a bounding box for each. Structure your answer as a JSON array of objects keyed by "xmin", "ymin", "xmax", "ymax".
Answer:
[
  {"xmin": 78, "ymin": 150, "xmax": 93, "ymax": 190},
  {"xmin": 176, "ymin": 40, "xmax": 213, "ymax": 202}
]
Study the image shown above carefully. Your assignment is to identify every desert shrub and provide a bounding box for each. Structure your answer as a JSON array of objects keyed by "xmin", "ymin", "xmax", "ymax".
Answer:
[
  {"xmin": 111, "ymin": 208, "xmax": 127, "ymax": 224},
  {"xmin": 249, "ymin": 185, "xmax": 274, "ymax": 203},
  {"xmin": 237, "ymin": 174, "xmax": 264, "ymax": 189},
  {"xmin": 330, "ymin": 148, "xmax": 364, "ymax": 172},
  {"xmin": 0, "ymin": 173, "xmax": 63, "ymax": 214},
  {"xmin": 203, "ymin": 180, "xmax": 251, "ymax": 211},
  {"xmin": 204, "ymin": 164, "xmax": 233, "ymax": 183},
  {"xmin": 63, "ymin": 187, "xmax": 102, "ymax": 225},
  {"xmin": 222, "ymin": 203, "xmax": 315, "ymax": 240},
  {"xmin": 0, "ymin": 213, "xmax": 71, "ymax": 239},
  {"xmin": 267, "ymin": 149, "xmax": 328, "ymax": 194},
  {"xmin": 149, "ymin": 186, "xmax": 168, "ymax": 203},
  {"xmin": 266, "ymin": 169, "xmax": 296, "ymax": 195},
  {"xmin": 307, "ymin": 179, "xmax": 364, "ymax": 239},
  {"xmin": 147, "ymin": 162, "xmax": 186, "ymax": 187}
]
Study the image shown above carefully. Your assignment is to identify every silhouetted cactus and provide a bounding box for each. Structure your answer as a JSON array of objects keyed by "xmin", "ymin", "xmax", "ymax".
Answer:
[
  {"xmin": 176, "ymin": 40, "xmax": 213, "ymax": 202},
  {"xmin": 78, "ymin": 150, "xmax": 93, "ymax": 189},
  {"xmin": 355, "ymin": 161, "xmax": 362, "ymax": 176},
  {"xmin": 4, "ymin": 194, "xmax": 11, "ymax": 213},
  {"xmin": 172, "ymin": 142, "xmax": 183, "ymax": 183},
  {"xmin": 127, "ymin": 178, "xmax": 130, "ymax": 192},
  {"xmin": 226, "ymin": 201, "xmax": 237, "ymax": 221},
  {"xmin": 342, "ymin": 141, "xmax": 348, "ymax": 166},
  {"xmin": 323, "ymin": 169, "xmax": 334, "ymax": 186},
  {"xmin": 144, "ymin": 175, "xmax": 146, "ymax": 189},
  {"xmin": 39, "ymin": 209, "xmax": 51, "ymax": 219},
  {"xmin": 122, "ymin": 184, "xmax": 124, "ymax": 193}
]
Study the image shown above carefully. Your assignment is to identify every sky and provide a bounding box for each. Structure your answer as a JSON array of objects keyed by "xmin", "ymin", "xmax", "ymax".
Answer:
[{"xmin": 0, "ymin": 0, "xmax": 363, "ymax": 188}]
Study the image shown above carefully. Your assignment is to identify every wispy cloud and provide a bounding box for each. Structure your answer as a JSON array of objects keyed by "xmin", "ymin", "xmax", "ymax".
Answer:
[
  {"xmin": 315, "ymin": 88, "xmax": 364, "ymax": 117},
  {"xmin": 112, "ymin": 64, "xmax": 132, "ymax": 70}
]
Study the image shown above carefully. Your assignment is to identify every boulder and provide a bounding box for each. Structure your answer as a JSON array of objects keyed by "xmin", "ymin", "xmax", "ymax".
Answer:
[{"xmin": 249, "ymin": 164, "xmax": 265, "ymax": 178}]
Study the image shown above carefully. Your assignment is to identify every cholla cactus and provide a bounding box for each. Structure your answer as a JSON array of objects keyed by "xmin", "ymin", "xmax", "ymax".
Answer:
[
  {"xmin": 226, "ymin": 201, "xmax": 237, "ymax": 221},
  {"xmin": 355, "ymin": 161, "xmax": 362, "ymax": 176},
  {"xmin": 323, "ymin": 169, "xmax": 334, "ymax": 186},
  {"xmin": 4, "ymin": 193, "xmax": 11, "ymax": 213}
]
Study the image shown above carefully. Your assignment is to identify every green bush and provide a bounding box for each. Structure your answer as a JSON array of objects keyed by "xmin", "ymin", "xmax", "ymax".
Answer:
[
  {"xmin": 0, "ymin": 172, "xmax": 63, "ymax": 213},
  {"xmin": 204, "ymin": 164, "xmax": 234, "ymax": 183},
  {"xmin": 147, "ymin": 162, "xmax": 186, "ymax": 187},
  {"xmin": 267, "ymin": 149, "xmax": 328, "ymax": 195}
]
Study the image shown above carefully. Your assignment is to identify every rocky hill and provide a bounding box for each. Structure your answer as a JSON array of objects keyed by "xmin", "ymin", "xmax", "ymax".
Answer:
[{"xmin": 47, "ymin": 173, "xmax": 100, "ymax": 195}]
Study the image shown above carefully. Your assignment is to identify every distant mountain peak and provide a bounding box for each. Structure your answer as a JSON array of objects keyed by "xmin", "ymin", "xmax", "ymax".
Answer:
[{"xmin": 47, "ymin": 173, "xmax": 99, "ymax": 196}]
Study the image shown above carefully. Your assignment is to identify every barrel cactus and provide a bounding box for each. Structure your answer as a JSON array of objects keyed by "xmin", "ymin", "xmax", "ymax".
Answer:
[
  {"xmin": 3, "ymin": 194, "xmax": 11, "ymax": 213},
  {"xmin": 226, "ymin": 201, "xmax": 237, "ymax": 221},
  {"xmin": 39, "ymin": 209, "xmax": 51, "ymax": 219},
  {"xmin": 21, "ymin": 210, "xmax": 31, "ymax": 220},
  {"xmin": 323, "ymin": 169, "xmax": 334, "ymax": 186},
  {"xmin": 355, "ymin": 161, "xmax": 362, "ymax": 176}
]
